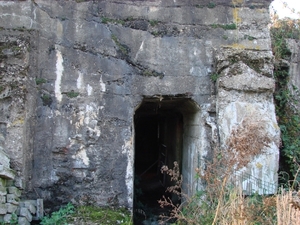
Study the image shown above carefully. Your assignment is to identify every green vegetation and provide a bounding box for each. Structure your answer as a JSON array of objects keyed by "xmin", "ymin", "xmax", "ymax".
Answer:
[
  {"xmin": 210, "ymin": 73, "xmax": 220, "ymax": 82},
  {"xmin": 222, "ymin": 35, "xmax": 228, "ymax": 40},
  {"xmin": 35, "ymin": 78, "xmax": 47, "ymax": 85},
  {"xmin": 149, "ymin": 20, "xmax": 159, "ymax": 27},
  {"xmin": 0, "ymin": 213, "xmax": 18, "ymax": 225},
  {"xmin": 210, "ymin": 23, "xmax": 237, "ymax": 30},
  {"xmin": 102, "ymin": 17, "xmax": 125, "ymax": 25},
  {"xmin": 270, "ymin": 18, "xmax": 300, "ymax": 178},
  {"xmin": 64, "ymin": 91, "xmax": 80, "ymax": 98},
  {"xmin": 150, "ymin": 31, "xmax": 161, "ymax": 37},
  {"xmin": 196, "ymin": 5, "xmax": 204, "ymax": 8},
  {"xmin": 207, "ymin": 2, "xmax": 216, "ymax": 8},
  {"xmin": 111, "ymin": 34, "xmax": 129, "ymax": 55},
  {"xmin": 68, "ymin": 206, "xmax": 132, "ymax": 225},
  {"xmin": 41, "ymin": 94, "xmax": 52, "ymax": 106},
  {"xmin": 41, "ymin": 203, "xmax": 74, "ymax": 225},
  {"xmin": 158, "ymin": 117, "xmax": 300, "ymax": 224},
  {"xmin": 142, "ymin": 69, "xmax": 164, "ymax": 79},
  {"xmin": 244, "ymin": 34, "xmax": 256, "ymax": 41}
]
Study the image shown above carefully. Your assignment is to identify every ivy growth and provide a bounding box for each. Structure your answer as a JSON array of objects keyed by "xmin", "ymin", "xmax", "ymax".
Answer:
[{"xmin": 271, "ymin": 18, "xmax": 300, "ymax": 179}]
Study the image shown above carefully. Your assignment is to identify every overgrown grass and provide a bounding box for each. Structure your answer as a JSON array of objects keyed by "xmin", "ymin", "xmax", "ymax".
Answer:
[
  {"xmin": 158, "ymin": 115, "xmax": 279, "ymax": 224},
  {"xmin": 41, "ymin": 203, "xmax": 74, "ymax": 225},
  {"xmin": 68, "ymin": 206, "xmax": 132, "ymax": 225}
]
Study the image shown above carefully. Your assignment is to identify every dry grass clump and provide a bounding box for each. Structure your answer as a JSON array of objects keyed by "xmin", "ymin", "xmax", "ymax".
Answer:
[
  {"xmin": 157, "ymin": 115, "xmax": 300, "ymax": 225},
  {"xmin": 277, "ymin": 188, "xmax": 300, "ymax": 225}
]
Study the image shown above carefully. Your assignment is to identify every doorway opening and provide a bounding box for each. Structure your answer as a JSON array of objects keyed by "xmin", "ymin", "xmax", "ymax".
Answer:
[{"xmin": 133, "ymin": 96, "xmax": 200, "ymax": 224}]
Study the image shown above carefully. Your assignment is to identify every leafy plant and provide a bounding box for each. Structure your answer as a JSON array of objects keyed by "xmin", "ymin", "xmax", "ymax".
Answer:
[
  {"xmin": 64, "ymin": 91, "xmax": 79, "ymax": 98},
  {"xmin": 210, "ymin": 73, "xmax": 220, "ymax": 82},
  {"xmin": 40, "ymin": 203, "xmax": 74, "ymax": 225},
  {"xmin": 149, "ymin": 20, "xmax": 159, "ymax": 26},
  {"xmin": 207, "ymin": 2, "xmax": 216, "ymax": 8},
  {"xmin": 111, "ymin": 34, "xmax": 129, "ymax": 55},
  {"xmin": 36, "ymin": 78, "xmax": 47, "ymax": 85},
  {"xmin": 41, "ymin": 94, "xmax": 52, "ymax": 106},
  {"xmin": 9, "ymin": 213, "xmax": 18, "ymax": 225}
]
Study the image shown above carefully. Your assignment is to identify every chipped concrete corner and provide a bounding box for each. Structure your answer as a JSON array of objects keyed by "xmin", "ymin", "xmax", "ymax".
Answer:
[{"xmin": 0, "ymin": 0, "xmax": 279, "ymax": 210}]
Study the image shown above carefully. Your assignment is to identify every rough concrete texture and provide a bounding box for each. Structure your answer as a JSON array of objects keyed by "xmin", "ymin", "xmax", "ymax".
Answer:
[
  {"xmin": 0, "ymin": 0, "xmax": 278, "ymax": 209},
  {"xmin": 216, "ymin": 48, "xmax": 280, "ymax": 194}
]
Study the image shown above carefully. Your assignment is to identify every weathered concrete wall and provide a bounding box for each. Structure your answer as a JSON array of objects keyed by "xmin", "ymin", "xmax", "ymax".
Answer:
[{"xmin": 0, "ymin": 0, "xmax": 278, "ymax": 209}]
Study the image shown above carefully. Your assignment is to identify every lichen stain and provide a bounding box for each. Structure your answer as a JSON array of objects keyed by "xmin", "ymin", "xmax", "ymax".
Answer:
[
  {"xmin": 55, "ymin": 50, "xmax": 63, "ymax": 102},
  {"xmin": 223, "ymin": 43, "xmax": 260, "ymax": 50},
  {"xmin": 10, "ymin": 118, "xmax": 25, "ymax": 127}
]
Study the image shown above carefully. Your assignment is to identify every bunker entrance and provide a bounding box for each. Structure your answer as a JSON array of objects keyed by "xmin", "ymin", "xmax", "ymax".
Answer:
[{"xmin": 133, "ymin": 97, "xmax": 200, "ymax": 223}]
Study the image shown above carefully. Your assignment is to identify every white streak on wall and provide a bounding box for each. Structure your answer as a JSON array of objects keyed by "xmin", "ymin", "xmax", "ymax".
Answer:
[
  {"xmin": 122, "ymin": 137, "xmax": 134, "ymax": 206},
  {"xmin": 134, "ymin": 39, "xmax": 145, "ymax": 61},
  {"xmin": 77, "ymin": 71, "xmax": 83, "ymax": 89},
  {"xmin": 87, "ymin": 84, "xmax": 93, "ymax": 96},
  {"xmin": 99, "ymin": 75, "xmax": 106, "ymax": 92},
  {"xmin": 55, "ymin": 50, "xmax": 63, "ymax": 102}
]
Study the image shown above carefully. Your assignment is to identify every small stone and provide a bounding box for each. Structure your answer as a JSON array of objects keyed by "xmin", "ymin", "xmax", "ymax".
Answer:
[
  {"xmin": 6, "ymin": 194, "xmax": 19, "ymax": 205},
  {"xmin": 0, "ymin": 186, "xmax": 6, "ymax": 196},
  {"xmin": 8, "ymin": 186, "xmax": 21, "ymax": 197},
  {"xmin": 0, "ymin": 178, "xmax": 6, "ymax": 187},
  {"xmin": 6, "ymin": 203, "xmax": 18, "ymax": 213},
  {"xmin": 18, "ymin": 216, "xmax": 30, "ymax": 225},
  {"xmin": 0, "ymin": 196, "xmax": 5, "ymax": 203},
  {"xmin": 0, "ymin": 203, "xmax": 7, "ymax": 215},
  {"xmin": 19, "ymin": 207, "xmax": 32, "ymax": 222},
  {"xmin": 20, "ymin": 201, "xmax": 36, "ymax": 214}
]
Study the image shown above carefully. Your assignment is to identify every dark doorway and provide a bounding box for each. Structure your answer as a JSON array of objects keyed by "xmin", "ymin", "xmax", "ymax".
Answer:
[{"xmin": 133, "ymin": 97, "xmax": 184, "ymax": 224}]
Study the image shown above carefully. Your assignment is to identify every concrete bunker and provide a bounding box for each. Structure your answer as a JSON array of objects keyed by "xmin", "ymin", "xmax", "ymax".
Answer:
[{"xmin": 133, "ymin": 96, "xmax": 202, "ymax": 220}]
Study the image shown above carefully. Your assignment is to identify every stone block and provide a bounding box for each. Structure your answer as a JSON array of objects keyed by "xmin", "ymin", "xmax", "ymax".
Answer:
[
  {"xmin": 0, "ymin": 186, "xmax": 7, "ymax": 196},
  {"xmin": 0, "ymin": 203, "xmax": 7, "ymax": 215},
  {"xmin": 6, "ymin": 180, "xmax": 14, "ymax": 187},
  {"xmin": 36, "ymin": 199, "xmax": 44, "ymax": 219},
  {"xmin": 23, "ymin": 201, "xmax": 36, "ymax": 214},
  {"xmin": 0, "ymin": 215, "xmax": 4, "ymax": 222},
  {"xmin": 6, "ymin": 203, "xmax": 18, "ymax": 213},
  {"xmin": 0, "ymin": 150, "xmax": 10, "ymax": 168},
  {"xmin": 0, "ymin": 178, "xmax": 6, "ymax": 187},
  {"xmin": 18, "ymin": 216, "xmax": 30, "ymax": 225},
  {"xmin": 0, "ymin": 186, "xmax": 6, "ymax": 196},
  {"xmin": 8, "ymin": 186, "xmax": 21, "ymax": 197},
  {"xmin": 6, "ymin": 194, "xmax": 19, "ymax": 205},
  {"xmin": 14, "ymin": 177, "xmax": 24, "ymax": 189},
  {"xmin": 19, "ymin": 207, "xmax": 32, "ymax": 222},
  {"xmin": 0, "ymin": 165, "xmax": 15, "ymax": 180},
  {"xmin": 0, "ymin": 196, "xmax": 5, "ymax": 203},
  {"xmin": 3, "ymin": 213, "xmax": 17, "ymax": 223}
]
